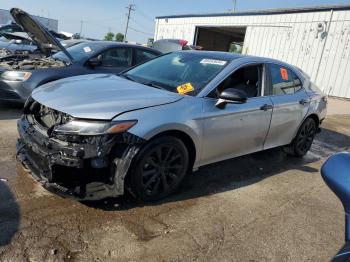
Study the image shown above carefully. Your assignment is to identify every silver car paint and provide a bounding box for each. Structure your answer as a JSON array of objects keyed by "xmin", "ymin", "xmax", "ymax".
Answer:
[
  {"xmin": 199, "ymin": 96, "xmax": 273, "ymax": 166},
  {"xmin": 263, "ymin": 89, "xmax": 310, "ymax": 149},
  {"xmin": 32, "ymin": 54, "xmax": 326, "ymax": 170},
  {"xmin": 32, "ymin": 74, "xmax": 183, "ymax": 120}
]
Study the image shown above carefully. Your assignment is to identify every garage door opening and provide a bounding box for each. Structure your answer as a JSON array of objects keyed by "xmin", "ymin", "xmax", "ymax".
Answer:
[{"xmin": 194, "ymin": 26, "xmax": 246, "ymax": 53}]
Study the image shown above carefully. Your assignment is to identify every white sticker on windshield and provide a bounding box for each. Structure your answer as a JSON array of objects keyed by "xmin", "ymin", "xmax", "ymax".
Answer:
[
  {"xmin": 83, "ymin": 46, "xmax": 92, "ymax": 53},
  {"xmin": 200, "ymin": 59, "xmax": 227, "ymax": 66}
]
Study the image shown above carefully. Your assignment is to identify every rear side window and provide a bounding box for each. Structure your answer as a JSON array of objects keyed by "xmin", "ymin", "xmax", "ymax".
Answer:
[
  {"xmin": 134, "ymin": 49, "xmax": 158, "ymax": 65},
  {"xmin": 98, "ymin": 47, "xmax": 132, "ymax": 67},
  {"xmin": 269, "ymin": 64, "xmax": 302, "ymax": 95}
]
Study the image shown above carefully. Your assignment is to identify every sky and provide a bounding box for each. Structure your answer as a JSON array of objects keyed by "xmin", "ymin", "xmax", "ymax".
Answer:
[{"xmin": 2, "ymin": 0, "xmax": 350, "ymax": 43}]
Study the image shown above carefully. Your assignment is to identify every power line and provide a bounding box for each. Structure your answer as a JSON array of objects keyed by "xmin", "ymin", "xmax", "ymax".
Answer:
[
  {"xmin": 124, "ymin": 3, "xmax": 135, "ymax": 41},
  {"xmin": 129, "ymin": 17, "xmax": 153, "ymax": 32},
  {"xmin": 136, "ymin": 9, "xmax": 154, "ymax": 22},
  {"xmin": 128, "ymin": 26, "xmax": 153, "ymax": 36}
]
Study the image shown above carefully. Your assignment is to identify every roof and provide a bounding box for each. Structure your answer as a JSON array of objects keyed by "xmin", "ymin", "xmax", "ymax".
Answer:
[
  {"xmin": 156, "ymin": 4, "xmax": 350, "ymax": 19},
  {"xmin": 176, "ymin": 50, "xmax": 244, "ymax": 61},
  {"xmin": 73, "ymin": 41, "xmax": 162, "ymax": 54}
]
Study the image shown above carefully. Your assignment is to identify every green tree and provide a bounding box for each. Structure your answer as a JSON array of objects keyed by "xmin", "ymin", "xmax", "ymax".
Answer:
[
  {"xmin": 73, "ymin": 33, "xmax": 81, "ymax": 39},
  {"xmin": 104, "ymin": 32, "xmax": 114, "ymax": 41},
  {"xmin": 147, "ymin": 38, "xmax": 154, "ymax": 46},
  {"xmin": 115, "ymin": 33, "xmax": 124, "ymax": 42},
  {"xmin": 229, "ymin": 42, "xmax": 243, "ymax": 54}
]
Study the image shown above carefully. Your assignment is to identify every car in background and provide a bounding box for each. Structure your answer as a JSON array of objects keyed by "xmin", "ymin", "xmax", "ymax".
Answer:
[
  {"xmin": 0, "ymin": 23, "xmax": 23, "ymax": 34},
  {"xmin": 151, "ymin": 39, "xmax": 202, "ymax": 53},
  {"xmin": 321, "ymin": 152, "xmax": 350, "ymax": 261},
  {"xmin": 0, "ymin": 31, "xmax": 38, "ymax": 56},
  {"xmin": 17, "ymin": 51, "xmax": 327, "ymax": 201},
  {"xmin": 60, "ymin": 39, "xmax": 87, "ymax": 48},
  {"xmin": 0, "ymin": 8, "xmax": 162, "ymax": 103}
]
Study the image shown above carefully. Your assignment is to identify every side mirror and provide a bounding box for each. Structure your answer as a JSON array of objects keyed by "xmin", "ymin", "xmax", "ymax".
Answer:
[
  {"xmin": 215, "ymin": 88, "xmax": 247, "ymax": 109},
  {"xmin": 321, "ymin": 152, "xmax": 350, "ymax": 260},
  {"xmin": 88, "ymin": 57, "xmax": 102, "ymax": 68}
]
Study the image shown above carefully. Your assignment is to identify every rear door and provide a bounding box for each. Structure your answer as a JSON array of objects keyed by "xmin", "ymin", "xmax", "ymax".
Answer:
[
  {"xmin": 263, "ymin": 63, "xmax": 310, "ymax": 149},
  {"xmin": 94, "ymin": 47, "xmax": 132, "ymax": 74}
]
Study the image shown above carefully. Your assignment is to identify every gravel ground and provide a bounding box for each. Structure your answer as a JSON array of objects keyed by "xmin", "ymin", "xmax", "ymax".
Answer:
[{"xmin": 0, "ymin": 100, "xmax": 349, "ymax": 262}]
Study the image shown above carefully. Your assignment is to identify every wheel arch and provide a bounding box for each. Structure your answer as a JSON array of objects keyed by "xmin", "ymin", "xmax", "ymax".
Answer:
[
  {"xmin": 148, "ymin": 129, "xmax": 197, "ymax": 173},
  {"xmin": 291, "ymin": 113, "xmax": 320, "ymax": 142},
  {"xmin": 307, "ymin": 113, "xmax": 320, "ymax": 128}
]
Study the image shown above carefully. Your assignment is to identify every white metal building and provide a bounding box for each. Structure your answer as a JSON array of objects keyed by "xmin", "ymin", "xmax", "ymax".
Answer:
[
  {"xmin": 155, "ymin": 5, "xmax": 350, "ymax": 98},
  {"xmin": 0, "ymin": 9, "xmax": 58, "ymax": 32}
]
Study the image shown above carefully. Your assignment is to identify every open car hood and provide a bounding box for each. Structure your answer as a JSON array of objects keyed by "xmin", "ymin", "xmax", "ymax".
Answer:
[{"xmin": 10, "ymin": 8, "xmax": 74, "ymax": 62}]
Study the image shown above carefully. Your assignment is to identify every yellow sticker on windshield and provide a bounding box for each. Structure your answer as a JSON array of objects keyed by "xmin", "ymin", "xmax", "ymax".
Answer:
[{"xmin": 177, "ymin": 83, "xmax": 194, "ymax": 95}]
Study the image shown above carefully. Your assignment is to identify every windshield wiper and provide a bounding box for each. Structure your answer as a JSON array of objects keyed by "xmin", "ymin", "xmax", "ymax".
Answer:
[
  {"xmin": 119, "ymin": 73, "xmax": 137, "ymax": 82},
  {"xmin": 142, "ymin": 81, "xmax": 167, "ymax": 90},
  {"xmin": 119, "ymin": 74, "xmax": 170, "ymax": 91}
]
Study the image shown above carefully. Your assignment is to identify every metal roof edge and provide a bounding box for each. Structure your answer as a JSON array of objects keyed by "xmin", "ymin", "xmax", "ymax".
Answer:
[{"xmin": 155, "ymin": 4, "xmax": 350, "ymax": 19}]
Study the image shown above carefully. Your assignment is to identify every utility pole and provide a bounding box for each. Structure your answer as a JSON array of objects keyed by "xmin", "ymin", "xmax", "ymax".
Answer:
[
  {"xmin": 80, "ymin": 20, "xmax": 83, "ymax": 36},
  {"xmin": 124, "ymin": 3, "xmax": 135, "ymax": 42},
  {"xmin": 232, "ymin": 0, "xmax": 237, "ymax": 12}
]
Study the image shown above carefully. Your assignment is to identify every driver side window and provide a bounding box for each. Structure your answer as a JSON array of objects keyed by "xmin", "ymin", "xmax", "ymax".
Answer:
[
  {"xmin": 97, "ymin": 47, "xmax": 132, "ymax": 67},
  {"xmin": 210, "ymin": 64, "xmax": 263, "ymax": 98}
]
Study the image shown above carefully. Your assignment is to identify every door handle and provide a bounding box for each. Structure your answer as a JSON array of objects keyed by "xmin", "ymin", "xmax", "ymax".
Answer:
[
  {"xmin": 299, "ymin": 99, "xmax": 309, "ymax": 105},
  {"xmin": 260, "ymin": 104, "xmax": 273, "ymax": 111}
]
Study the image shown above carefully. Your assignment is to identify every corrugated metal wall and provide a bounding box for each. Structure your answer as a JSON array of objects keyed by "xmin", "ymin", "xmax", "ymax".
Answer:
[{"xmin": 155, "ymin": 9, "xmax": 350, "ymax": 98}]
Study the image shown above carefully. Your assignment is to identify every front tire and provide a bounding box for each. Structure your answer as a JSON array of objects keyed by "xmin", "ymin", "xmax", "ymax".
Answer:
[
  {"xmin": 285, "ymin": 118, "xmax": 317, "ymax": 157},
  {"xmin": 127, "ymin": 136, "xmax": 189, "ymax": 202}
]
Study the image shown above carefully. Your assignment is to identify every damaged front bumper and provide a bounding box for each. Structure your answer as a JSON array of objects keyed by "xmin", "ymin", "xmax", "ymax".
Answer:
[{"xmin": 16, "ymin": 115, "xmax": 145, "ymax": 201}]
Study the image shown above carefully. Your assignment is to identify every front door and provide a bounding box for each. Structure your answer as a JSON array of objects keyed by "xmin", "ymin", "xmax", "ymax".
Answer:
[
  {"xmin": 200, "ymin": 64, "xmax": 273, "ymax": 166},
  {"xmin": 94, "ymin": 47, "xmax": 132, "ymax": 74}
]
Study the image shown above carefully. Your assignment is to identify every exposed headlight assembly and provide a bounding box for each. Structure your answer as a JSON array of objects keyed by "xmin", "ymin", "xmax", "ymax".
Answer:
[
  {"xmin": 1, "ymin": 71, "xmax": 32, "ymax": 81},
  {"xmin": 53, "ymin": 120, "xmax": 138, "ymax": 136}
]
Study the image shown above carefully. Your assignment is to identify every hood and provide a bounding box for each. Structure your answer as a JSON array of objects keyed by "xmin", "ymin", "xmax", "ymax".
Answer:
[
  {"xmin": 32, "ymin": 74, "xmax": 183, "ymax": 120},
  {"xmin": 10, "ymin": 8, "xmax": 73, "ymax": 61}
]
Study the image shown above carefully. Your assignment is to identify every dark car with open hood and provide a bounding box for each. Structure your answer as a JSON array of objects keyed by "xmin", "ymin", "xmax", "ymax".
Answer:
[{"xmin": 0, "ymin": 8, "xmax": 162, "ymax": 103}]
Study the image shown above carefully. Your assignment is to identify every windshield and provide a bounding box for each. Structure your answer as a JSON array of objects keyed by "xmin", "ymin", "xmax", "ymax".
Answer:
[
  {"xmin": 125, "ymin": 52, "xmax": 229, "ymax": 96},
  {"xmin": 53, "ymin": 42, "xmax": 96, "ymax": 62}
]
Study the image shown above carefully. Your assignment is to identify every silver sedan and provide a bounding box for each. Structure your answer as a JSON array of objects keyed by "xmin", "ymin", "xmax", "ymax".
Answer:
[{"xmin": 17, "ymin": 51, "xmax": 327, "ymax": 201}]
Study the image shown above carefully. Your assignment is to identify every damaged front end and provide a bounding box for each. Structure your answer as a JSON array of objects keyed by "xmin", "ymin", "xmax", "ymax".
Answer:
[{"xmin": 17, "ymin": 98, "xmax": 145, "ymax": 200}]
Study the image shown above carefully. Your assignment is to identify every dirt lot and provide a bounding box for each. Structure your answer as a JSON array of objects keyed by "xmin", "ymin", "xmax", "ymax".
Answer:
[{"xmin": 0, "ymin": 100, "xmax": 349, "ymax": 262}]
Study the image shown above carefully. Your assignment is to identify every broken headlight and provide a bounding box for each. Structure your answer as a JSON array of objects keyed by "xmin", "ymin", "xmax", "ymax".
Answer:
[
  {"xmin": 52, "ymin": 120, "xmax": 137, "ymax": 136},
  {"xmin": 1, "ymin": 71, "xmax": 32, "ymax": 81}
]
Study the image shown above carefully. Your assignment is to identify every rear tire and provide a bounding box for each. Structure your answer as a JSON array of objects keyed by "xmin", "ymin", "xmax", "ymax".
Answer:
[
  {"xmin": 127, "ymin": 136, "xmax": 189, "ymax": 202},
  {"xmin": 285, "ymin": 118, "xmax": 317, "ymax": 157}
]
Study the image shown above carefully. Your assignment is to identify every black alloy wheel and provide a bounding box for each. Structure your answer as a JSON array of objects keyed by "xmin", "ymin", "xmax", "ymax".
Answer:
[
  {"xmin": 127, "ymin": 136, "xmax": 189, "ymax": 201},
  {"xmin": 288, "ymin": 118, "xmax": 317, "ymax": 157}
]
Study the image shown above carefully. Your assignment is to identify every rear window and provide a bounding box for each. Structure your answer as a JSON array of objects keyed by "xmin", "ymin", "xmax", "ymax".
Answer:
[
  {"xmin": 269, "ymin": 64, "xmax": 302, "ymax": 95},
  {"xmin": 152, "ymin": 40, "xmax": 183, "ymax": 53}
]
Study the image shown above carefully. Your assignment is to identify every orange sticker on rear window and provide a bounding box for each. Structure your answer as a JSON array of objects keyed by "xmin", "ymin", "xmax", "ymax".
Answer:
[
  {"xmin": 177, "ymin": 83, "xmax": 194, "ymax": 95},
  {"xmin": 280, "ymin": 68, "xmax": 289, "ymax": 81}
]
